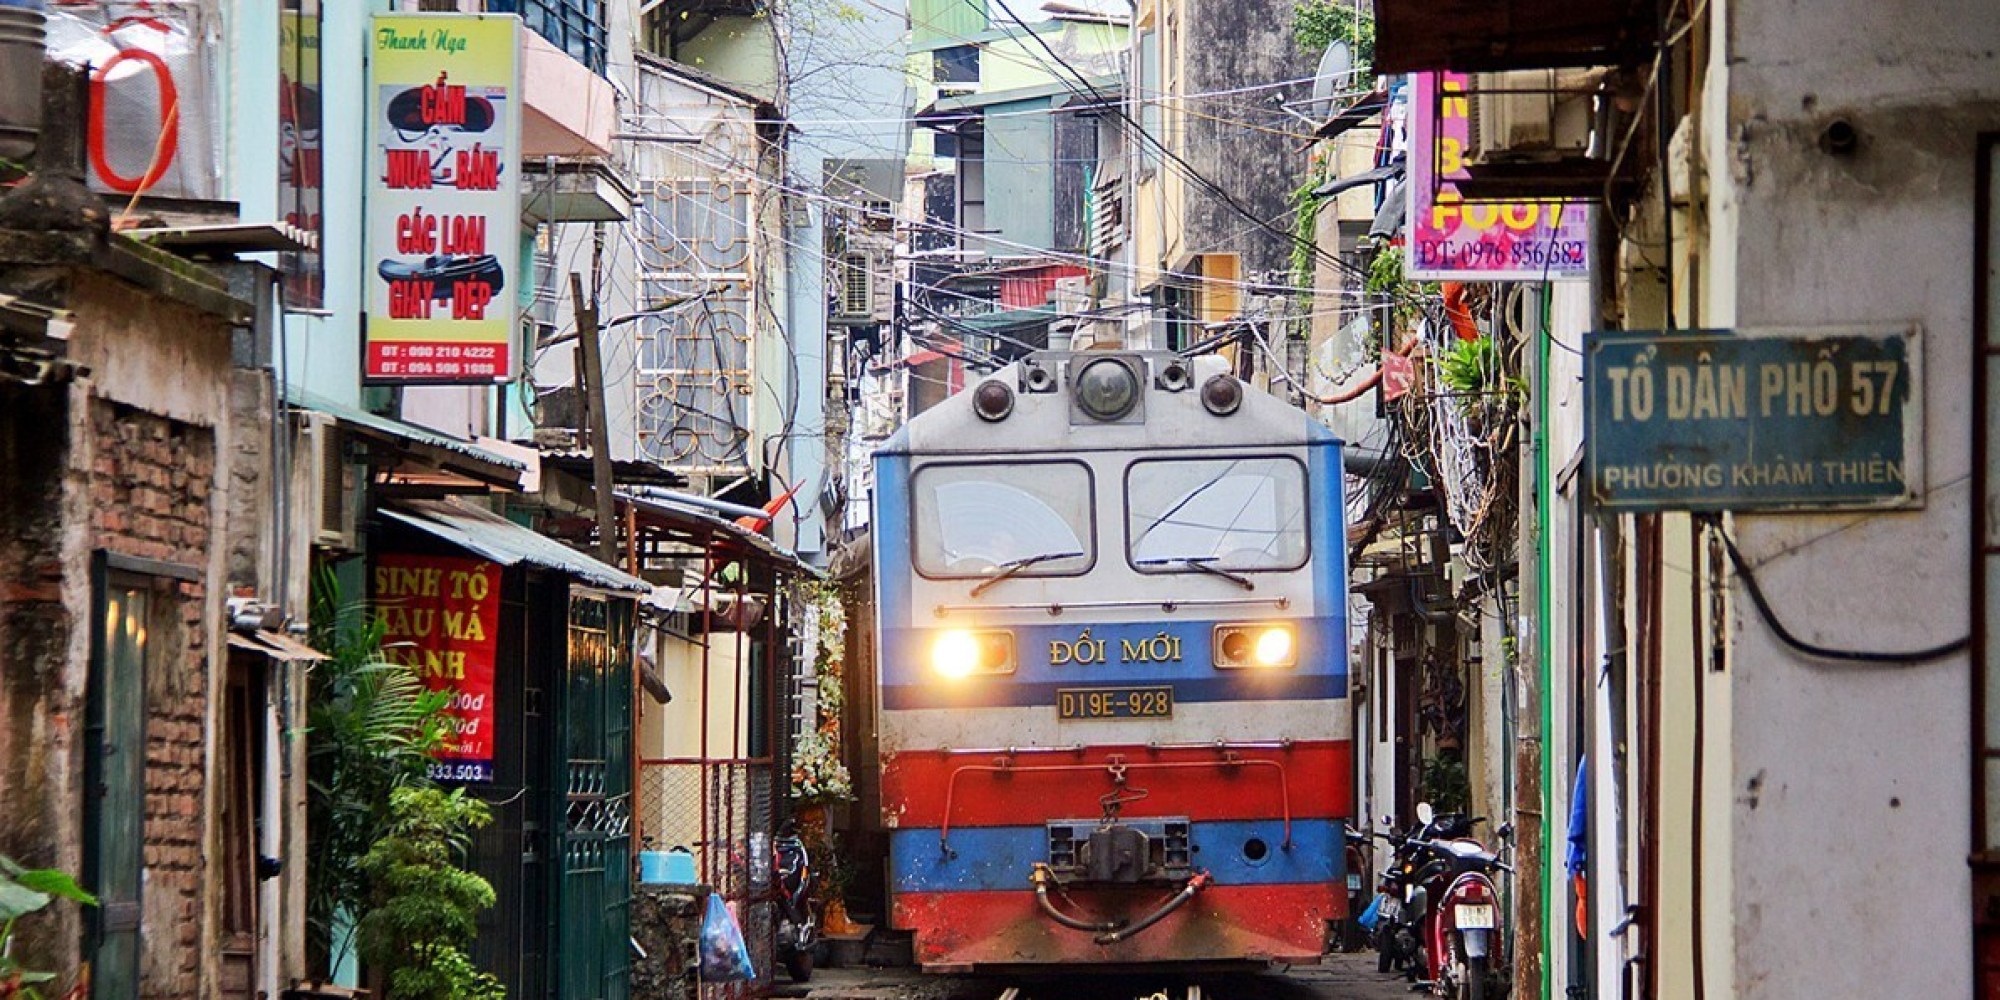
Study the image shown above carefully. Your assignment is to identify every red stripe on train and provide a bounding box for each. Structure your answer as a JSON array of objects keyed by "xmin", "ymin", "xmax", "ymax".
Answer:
[
  {"xmin": 892, "ymin": 882, "xmax": 1343, "ymax": 969},
  {"xmin": 882, "ymin": 741, "xmax": 1351, "ymax": 828}
]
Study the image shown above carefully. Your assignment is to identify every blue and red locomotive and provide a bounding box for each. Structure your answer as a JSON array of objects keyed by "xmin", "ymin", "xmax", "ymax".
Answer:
[{"xmin": 869, "ymin": 350, "xmax": 1353, "ymax": 971}]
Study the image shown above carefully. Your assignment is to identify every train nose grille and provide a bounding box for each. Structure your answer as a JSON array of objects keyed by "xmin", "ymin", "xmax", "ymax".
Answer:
[{"xmin": 1046, "ymin": 819, "xmax": 1192, "ymax": 884}]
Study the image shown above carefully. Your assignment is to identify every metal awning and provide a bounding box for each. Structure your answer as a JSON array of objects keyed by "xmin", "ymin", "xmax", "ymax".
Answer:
[
  {"xmin": 619, "ymin": 492, "xmax": 819, "ymax": 577},
  {"xmin": 1373, "ymin": 0, "xmax": 1658, "ymax": 74},
  {"xmin": 129, "ymin": 222, "xmax": 318, "ymax": 255},
  {"xmin": 381, "ymin": 499, "xmax": 651, "ymax": 593},
  {"xmin": 286, "ymin": 388, "xmax": 530, "ymax": 490},
  {"xmin": 227, "ymin": 629, "xmax": 328, "ymax": 661}
]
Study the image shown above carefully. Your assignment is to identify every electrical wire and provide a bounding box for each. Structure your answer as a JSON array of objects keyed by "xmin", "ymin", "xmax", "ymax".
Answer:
[{"xmin": 1713, "ymin": 522, "xmax": 1968, "ymax": 665}]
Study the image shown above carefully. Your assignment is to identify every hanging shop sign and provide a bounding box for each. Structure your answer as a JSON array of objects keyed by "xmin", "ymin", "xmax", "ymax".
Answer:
[
  {"xmin": 1584, "ymin": 328, "xmax": 1924, "ymax": 511},
  {"xmin": 1405, "ymin": 71, "xmax": 1591, "ymax": 281},
  {"xmin": 374, "ymin": 553, "xmax": 502, "ymax": 782},
  {"xmin": 364, "ymin": 13, "xmax": 521, "ymax": 384}
]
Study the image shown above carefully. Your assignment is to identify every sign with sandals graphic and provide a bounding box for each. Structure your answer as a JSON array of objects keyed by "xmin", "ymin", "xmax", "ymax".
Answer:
[{"xmin": 364, "ymin": 14, "xmax": 520, "ymax": 383}]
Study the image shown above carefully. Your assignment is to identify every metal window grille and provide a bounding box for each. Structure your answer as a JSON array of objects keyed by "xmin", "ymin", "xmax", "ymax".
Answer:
[{"xmin": 488, "ymin": 0, "xmax": 607, "ymax": 75}]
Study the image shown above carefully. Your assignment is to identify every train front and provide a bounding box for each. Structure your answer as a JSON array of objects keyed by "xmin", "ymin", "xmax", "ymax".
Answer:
[{"xmin": 869, "ymin": 351, "xmax": 1352, "ymax": 972}]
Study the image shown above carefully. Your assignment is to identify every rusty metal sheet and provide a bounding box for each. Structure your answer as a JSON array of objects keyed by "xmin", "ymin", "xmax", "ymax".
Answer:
[{"xmin": 1584, "ymin": 327, "xmax": 1925, "ymax": 512}]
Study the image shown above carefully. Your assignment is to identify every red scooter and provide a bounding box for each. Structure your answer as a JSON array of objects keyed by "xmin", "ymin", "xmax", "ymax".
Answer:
[{"xmin": 1402, "ymin": 803, "xmax": 1513, "ymax": 1000}]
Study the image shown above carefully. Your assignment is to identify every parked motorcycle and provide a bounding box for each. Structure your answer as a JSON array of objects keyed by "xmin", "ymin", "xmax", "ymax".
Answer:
[
  {"xmin": 1398, "ymin": 803, "xmax": 1513, "ymax": 1000},
  {"xmin": 773, "ymin": 825, "xmax": 817, "ymax": 983}
]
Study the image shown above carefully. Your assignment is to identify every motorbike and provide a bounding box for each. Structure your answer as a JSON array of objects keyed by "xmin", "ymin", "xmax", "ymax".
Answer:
[
  {"xmin": 1397, "ymin": 802, "xmax": 1513, "ymax": 1000},
  {"xmin": 1338, "ymin": 826, "xmax": 1373, "ymax": 952},
  {"xmin": 773, "ymin": 825, "xmax": 818, "ymax": 983}
]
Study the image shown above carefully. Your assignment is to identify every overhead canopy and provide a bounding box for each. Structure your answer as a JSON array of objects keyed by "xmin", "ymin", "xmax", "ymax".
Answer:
[
  {"xmin": 227, "ymin": 629, "xmax": 329, "ymax": 661},
  {"xmin": 287, "ymin": 388, "xmax": 530, "ymax": 491},
  {"xmin": 1372, "ymin": 0, "xmax": 1658, "ymax": 74},
  {"xmin": 382, "ymin": 499, "xmax": 651, "ymax": 593}
]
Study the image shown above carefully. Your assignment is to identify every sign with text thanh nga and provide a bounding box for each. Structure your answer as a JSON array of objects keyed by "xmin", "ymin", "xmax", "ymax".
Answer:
[
  {"xmin": 1585, "ymin": 328, "xmax": 1923, "ymax": 511},
  {"xmin": 364, "ymin": 14, "xmax": 521, "ymax": 384}
]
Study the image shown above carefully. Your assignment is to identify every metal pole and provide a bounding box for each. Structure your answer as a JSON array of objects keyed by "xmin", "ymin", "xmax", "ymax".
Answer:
[{"xmin": 569, "ymin": 272, "xmax": 621, "ymax": 566}]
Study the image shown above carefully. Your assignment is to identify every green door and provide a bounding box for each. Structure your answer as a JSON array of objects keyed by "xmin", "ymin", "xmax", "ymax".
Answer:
[
  {"xmin": 87, "ymin": 572, "xmax": 147, "ymax": 1000},
  {"xmin": 557, "ymin": 592, "xmax": 632, "ymax": 1000}
]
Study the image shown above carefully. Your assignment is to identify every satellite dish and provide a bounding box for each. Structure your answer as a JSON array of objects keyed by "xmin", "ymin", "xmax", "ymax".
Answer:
[{"xmin": 1307, "ymin": 41, "xmax": 1353, "ymax": 120}]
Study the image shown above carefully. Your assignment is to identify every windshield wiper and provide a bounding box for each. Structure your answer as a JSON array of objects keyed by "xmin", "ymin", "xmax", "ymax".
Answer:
[
  {"xmin": 970, "ymin": 550, "xmax": 1085, "ymax": 597},
  {"xmin": 1136, "ymin": 556, "xmax": 1255, "ymax": 591}
]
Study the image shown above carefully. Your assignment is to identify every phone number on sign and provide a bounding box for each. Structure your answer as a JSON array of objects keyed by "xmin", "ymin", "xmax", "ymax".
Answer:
[
  {"xmin": 1416, "ymin": 240, "xmax": 1588, "ymax": 269},
  {"xmin": 427, "ymin": 761, "xmax": 493, "ymax": 782}
]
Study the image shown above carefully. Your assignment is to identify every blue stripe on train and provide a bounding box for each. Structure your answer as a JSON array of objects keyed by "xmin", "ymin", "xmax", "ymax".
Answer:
[
  {"xmin": 881, "ymin": 672, "xmax": 1346, "ymax": 711},
  {"xmin": 889, "ymin": 818, "xmax": 1347, "ymax": 893}
]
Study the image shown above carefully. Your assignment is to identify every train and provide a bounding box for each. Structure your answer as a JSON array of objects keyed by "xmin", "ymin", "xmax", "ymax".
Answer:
[{"xmin": 868, "ymin": 349, "xmax": 1353, "ymax": 972}]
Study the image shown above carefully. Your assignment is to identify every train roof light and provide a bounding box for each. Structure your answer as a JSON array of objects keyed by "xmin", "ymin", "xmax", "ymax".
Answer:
[
  {"xmin": 973, "ymin": 380, "xmax": 1015, "ymax": 421},
  {"xmin": 1075, "ymin": 357, "xmax": 1140, "ymax": 422},
  {"xmin": 1202, "ymin": 373, "xmax": 1244, "ymax": 416}
]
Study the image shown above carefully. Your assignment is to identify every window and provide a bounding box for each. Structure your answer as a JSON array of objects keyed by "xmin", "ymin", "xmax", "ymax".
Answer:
[
  {"xmin": 934, "ymin": 45, "xmax": 980, "ymax": 85},
  {"xmin": 1126, "ymin": 456, "xmax": 1309, "ymax": 572},
  {"xmin": 278, "ymin": 0, "xmax": 324, "ymax": 307},
  {"xmin": 913, "ymin": 461, "xmax": 1094, "ymax": 578},
  {"xmin": 840, "ymin": 253, "xmax": 871, "ymax": 316},
  {"xmin": 489, "ymin": 0, "xmax": 607, "ymax": 75}
]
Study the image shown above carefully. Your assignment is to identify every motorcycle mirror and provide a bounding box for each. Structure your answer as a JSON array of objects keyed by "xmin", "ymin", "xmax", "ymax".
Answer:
[
  {"xmin": 1497, "ymin": 822, "xmax": 1515, "ymax": 841},
  {"xmin": 1416, "ymin": 802, "xmax": 1435, "ymax": 826},
  {"xmin": 1381, "ymin": 813, "xmax": 1393, "ymax": 828}
]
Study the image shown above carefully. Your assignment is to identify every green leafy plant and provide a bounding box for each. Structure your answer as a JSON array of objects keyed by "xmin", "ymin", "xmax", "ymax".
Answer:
[
  {"xmin": 1292, "ymin": 0, "xmax": 1374, "ymax": 72},
  {"xmin": 355, "ymin": 787, "xmax": 502, "ymax": 1000},
  {"xmin": 1420, "ymin": 753, "xmax": 1471, "ymax": 816},
  {"xmin": 306, "ymin": 568, "xmax": 453, "ymax": 976},
  {"xmin": 0, "ymin": 857, "xmax": 97, "ymax": 999},
  {"xmin": 1437, "ymin": 335, "xmax": 1525, "ymax": 410}
]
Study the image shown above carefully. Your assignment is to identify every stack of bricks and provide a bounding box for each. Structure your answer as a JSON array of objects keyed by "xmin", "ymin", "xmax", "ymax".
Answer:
[{"xmin": 88, "ymin": 400, "xmax": 216, "ymax": 1000}]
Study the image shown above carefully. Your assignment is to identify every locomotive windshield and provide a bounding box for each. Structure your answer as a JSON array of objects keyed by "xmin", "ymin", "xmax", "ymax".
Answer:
[
  {"xmin": 1127, "ymin": 456, "xmax": 1309, "ymax": 571},
  {"xmin": 912, "ymin": 461, "xmax": 1094, "ymax": 578}
]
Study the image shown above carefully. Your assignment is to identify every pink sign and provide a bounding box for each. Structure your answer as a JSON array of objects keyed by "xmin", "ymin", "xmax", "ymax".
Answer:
[{"xmin": 1405, "ymin": 72, "xmax": 1590, "ymax": 281}]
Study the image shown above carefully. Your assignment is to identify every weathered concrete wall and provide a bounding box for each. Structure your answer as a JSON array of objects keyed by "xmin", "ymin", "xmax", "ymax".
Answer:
[
  {"xmin": 1714, "ymin": 0, "xmax": 2000, "ymax": 995},
  {"xmin": 0, "ymin": 379, "xmax": 80, "ymax": 975},
  {"xmin": 1180, "ymin": 0, "xmax": 1317, "ymax": 279}
]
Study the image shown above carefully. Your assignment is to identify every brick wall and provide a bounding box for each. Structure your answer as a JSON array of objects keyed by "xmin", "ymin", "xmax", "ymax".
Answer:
[{"xmin": 89, "ymin": 400, "xmax": 215, "ymax": 1000}]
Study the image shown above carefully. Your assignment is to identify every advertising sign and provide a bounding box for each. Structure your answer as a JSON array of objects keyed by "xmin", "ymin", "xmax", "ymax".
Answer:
[
  {"xmin": 1585, "ymin": 328, "xmax": 1924, "ymax": 511},
  {"xmin": 1405, "ymin": 72, "xmax": 1591, "ymax": 281},
  {"xmin": 45, "ymin": 2, "xmax": 221, "ymax": 200},
  {"xmin": 374, "ymin": 553, "xmax": 502, "ymax": 782},
  {"xmin": 365, "ymin": 14, "xmax": 520, "ymax": 384}
]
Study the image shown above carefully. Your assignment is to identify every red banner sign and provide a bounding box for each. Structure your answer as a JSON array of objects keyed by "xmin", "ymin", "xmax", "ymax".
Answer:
[{"xmin": 374, "ymin": 553, "xmax": 501, "ymax": 782}]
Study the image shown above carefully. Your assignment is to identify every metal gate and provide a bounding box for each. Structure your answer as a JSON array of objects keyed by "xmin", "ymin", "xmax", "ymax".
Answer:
[{"xmin": 560, "ymin": 592, "xmax": 636, "ymax": 1000}]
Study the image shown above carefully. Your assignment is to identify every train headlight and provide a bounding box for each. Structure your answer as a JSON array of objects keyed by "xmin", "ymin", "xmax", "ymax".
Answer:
[
  {"xmin": 973, "ymin": 380, "xmax": 1015, "ymax": 421},
  {"xmin": 1202, "ymin": 373, "xmax": 1244, "ymax": 416},
  {"xmin": 1074, "ymin": 357, "xmax": 1140, "ymax": 421},
  {"xmin": 930, "ymin": 629, "xmax": 1016, "ymax": 678},
  {"xmin": 1213, "ymin": 622, "xmax": 1298, "ymax": 669}
]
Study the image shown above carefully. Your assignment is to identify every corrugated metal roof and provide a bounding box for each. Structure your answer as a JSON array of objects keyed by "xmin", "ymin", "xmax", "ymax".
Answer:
[
  {"xmin": 382, "ymin": 499, "xmax": 650, "ymax": 593},
  {"xmin": 285, "ymin": 387, "xmax": 526, "ymax": 472}
]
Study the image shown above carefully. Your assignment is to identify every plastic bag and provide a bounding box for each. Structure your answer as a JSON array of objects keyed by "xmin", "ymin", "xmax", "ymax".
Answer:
[
  {"xmin": 1356, "ymin": 892, "xmax": 1385, "ymax": 931},
  {"xmin": 699, "ymin": 892, "xmax": 755, "ymax": 983}
]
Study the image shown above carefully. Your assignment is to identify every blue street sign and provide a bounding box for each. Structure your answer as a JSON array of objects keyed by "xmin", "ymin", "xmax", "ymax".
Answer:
[{"xmin": 1584, "ymin": 328, "xmax": 1923, "ymax": 511}]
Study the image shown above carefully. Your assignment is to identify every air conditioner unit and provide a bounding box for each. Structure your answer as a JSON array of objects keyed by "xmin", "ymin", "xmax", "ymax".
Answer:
[
  {"xmin": 1466, "ymin": 69, "xmax": 1594, "ymax": 165},
  {"xmin": 298, "ymin": 411, "xmax": 360, "ymax": 551}
]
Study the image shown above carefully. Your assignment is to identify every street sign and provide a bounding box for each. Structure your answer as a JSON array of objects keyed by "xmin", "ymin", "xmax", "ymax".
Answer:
[{"xmin": 1584, "ymin": 328, "xmax": 1923, "ymax": 511}]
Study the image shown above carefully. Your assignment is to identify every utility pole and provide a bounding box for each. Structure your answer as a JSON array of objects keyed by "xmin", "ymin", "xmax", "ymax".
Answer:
[{"xmin": 570, "ymin": 272, "xmax": 620, "ymax": 567}]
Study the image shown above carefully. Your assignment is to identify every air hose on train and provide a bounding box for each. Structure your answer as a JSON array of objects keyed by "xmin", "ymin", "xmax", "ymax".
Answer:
[{"xmin": 1028, "ymin": 863, "xmax": 1214, "ymax": 945}]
